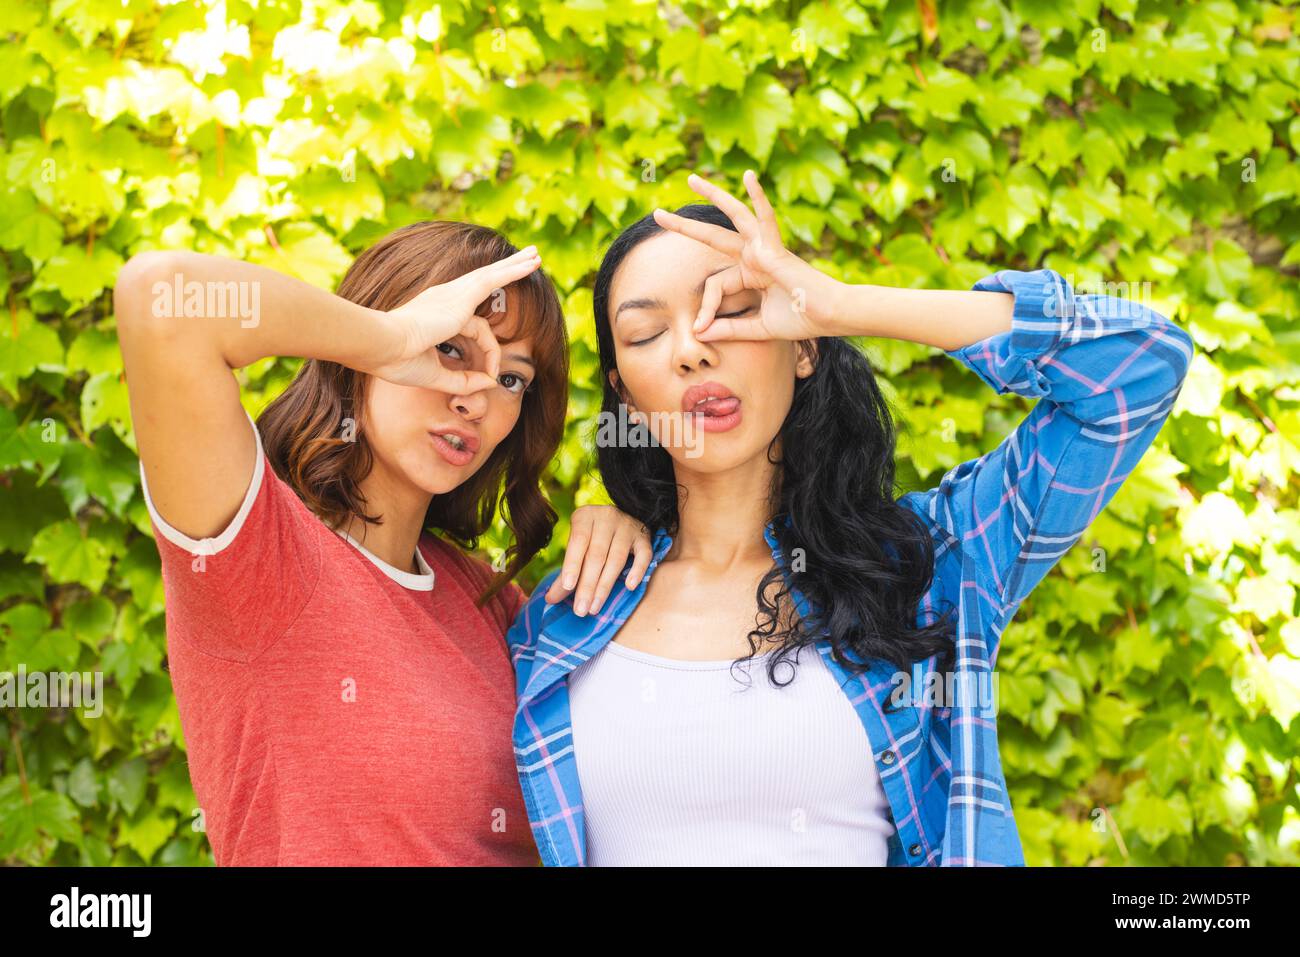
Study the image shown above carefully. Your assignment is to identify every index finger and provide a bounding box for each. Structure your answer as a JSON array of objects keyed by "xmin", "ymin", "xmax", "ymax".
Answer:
[
  {"xmin": 685, "ymin": 173, "xmax": 759, "ymax": 238},
  {"xmin": 652, "ymin": 208, "xmax": 744, "ymax": 258},
  {"xmin": 461, "ymin": 245, "xmax": 543, "ymax": 301}
]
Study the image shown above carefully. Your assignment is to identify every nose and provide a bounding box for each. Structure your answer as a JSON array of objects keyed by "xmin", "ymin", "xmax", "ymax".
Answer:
[
  {"xmin": 670, "ymin": 315, "xmax": 718, "ymax": 375},
  {"xmin": 447, "ymin": 386, "xmax": 489, "ymax": 421}
]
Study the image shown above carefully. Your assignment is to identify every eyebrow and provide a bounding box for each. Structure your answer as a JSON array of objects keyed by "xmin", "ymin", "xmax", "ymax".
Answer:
[
  {"xmin": 613, "ymin": 297, "xmax": 667, "ymax": 322},
  {"xmin": 503, "ymin": 352, "xmax": 535, "ymax": 369},
  {"xmin": 613, "ymin": 267, "xmax": 736, "ymax": 322}
]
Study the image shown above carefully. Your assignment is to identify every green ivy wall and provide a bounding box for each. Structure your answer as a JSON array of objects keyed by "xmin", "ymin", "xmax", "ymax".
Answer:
[{"xmin": 0, "ymin": 0, "xmax": 1297, "ymax": 865}]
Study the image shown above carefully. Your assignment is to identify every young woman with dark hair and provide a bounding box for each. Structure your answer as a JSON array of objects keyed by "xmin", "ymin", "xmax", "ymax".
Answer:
[
  {"xmin": 507, "ymin": 172, "xmax": 1194, "ymax": 866},
  {"xmin": 114, "ymin": 221, "xmax": 651, "ymax": 866}
]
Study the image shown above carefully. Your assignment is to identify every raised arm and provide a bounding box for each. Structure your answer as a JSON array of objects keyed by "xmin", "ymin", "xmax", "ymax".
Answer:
[
  {"xmin": 114, "ymin": 247, "xmax": 539, "ymax": 541},
  {"xmin": 896, "ymin": 269, "xmax": 1194, "ymax": 654}
]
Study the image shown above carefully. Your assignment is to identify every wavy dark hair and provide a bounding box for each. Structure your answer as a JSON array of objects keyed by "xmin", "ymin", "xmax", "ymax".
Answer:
[
  {"xmin": 257, "ymin": 220, "xmax": 569, "ymax": 606},
  {"xmin": 592, "ymin": 203, "xmax": 957, "ymax": 684}
]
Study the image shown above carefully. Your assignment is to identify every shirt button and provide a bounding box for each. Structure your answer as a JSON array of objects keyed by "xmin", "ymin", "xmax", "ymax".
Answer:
[
  {"xmin": 909, "ymin": 844, "xmax": 922, "ymax": 857},
  {"xmin": 880, "ymin": 750, "xmax": 896, "ymax": 765}
]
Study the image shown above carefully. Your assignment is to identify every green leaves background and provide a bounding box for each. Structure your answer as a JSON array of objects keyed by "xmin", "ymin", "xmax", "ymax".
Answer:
[{"xmin": 0, "ymin": 0, "xmax": 1297, "ymax": 865}]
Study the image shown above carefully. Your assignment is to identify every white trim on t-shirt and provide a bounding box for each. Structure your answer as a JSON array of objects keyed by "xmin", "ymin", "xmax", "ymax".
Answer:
[
  {"xmin": 333, "ymin": 529, "xmax": 435, "ymax": 592},
  {"xmin": 138, "ymin": 408, "xmax": 436, "ymax": 593},
  {"xmin": 139, "ymin": 408, "xmax": 266, "ymax": 557}
]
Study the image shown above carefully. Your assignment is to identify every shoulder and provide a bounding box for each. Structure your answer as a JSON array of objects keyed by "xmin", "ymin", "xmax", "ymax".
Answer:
[
  {"xmin": 421, "ymin": 533, "xmax": 488, "ymax": 583},
  {"xmin": 420, "ymin": 534, "xmax": 527, "ymax": 631},
  {"xmin": 504, "ymin": 567, "xmax": 566, "ymax": 654}
]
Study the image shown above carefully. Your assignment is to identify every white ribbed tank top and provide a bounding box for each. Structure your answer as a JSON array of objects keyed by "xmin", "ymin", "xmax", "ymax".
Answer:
[{"xmin": 567, "ymin": 639, "xmax": 895, "ymax": 865}]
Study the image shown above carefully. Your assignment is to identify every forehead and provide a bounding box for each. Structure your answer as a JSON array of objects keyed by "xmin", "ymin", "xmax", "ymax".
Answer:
[
  {"xmin": 474, "ymin": 294, "xmax": 536, "ymax": 358},
  {"xmin": 611, "ymin": 231, "xmax": 737, "ymax": 305}
]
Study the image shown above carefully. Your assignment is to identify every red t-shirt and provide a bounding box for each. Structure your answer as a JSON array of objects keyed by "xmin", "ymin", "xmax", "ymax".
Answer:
[{"xmin": 140, "ymin": 414, "xmax": 536, "ymax": 866}]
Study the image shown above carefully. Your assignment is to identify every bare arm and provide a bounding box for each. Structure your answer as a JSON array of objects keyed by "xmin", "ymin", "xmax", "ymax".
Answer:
[
  {"xmin": 114, "ymin": 247, "xmax": 539, "ymax": 542},
  {"xmin": 823, "ymin": 281, "xmax": 1014, "ymax": 350},
  {"xmin": 653, "ymin": 170, "xmax": 1014, "ymax": 352}
]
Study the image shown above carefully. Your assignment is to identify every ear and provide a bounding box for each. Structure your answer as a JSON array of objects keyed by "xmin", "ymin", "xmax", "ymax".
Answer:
[{"xmin": 794, "ymin": 339, "xmax": 818, "ymax": 379}]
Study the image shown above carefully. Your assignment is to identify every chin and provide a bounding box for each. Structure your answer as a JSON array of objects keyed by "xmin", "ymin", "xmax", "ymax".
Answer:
[
  {"xmin": 397, "ymin": 455, "xmax": 482, "ymax": 496},
  {"xmin": 668, "ymin": 440, "xmax": 766, "ymax": 474}
]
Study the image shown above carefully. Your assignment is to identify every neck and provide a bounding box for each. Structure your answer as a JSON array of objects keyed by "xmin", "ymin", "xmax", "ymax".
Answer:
[
  {"xmin": 337, "ymin": 469, "xmax": 432, "ymax": 574},
  {"xmin": 669, "ymin": 453, "xmax": 779, "ymax": 570}
]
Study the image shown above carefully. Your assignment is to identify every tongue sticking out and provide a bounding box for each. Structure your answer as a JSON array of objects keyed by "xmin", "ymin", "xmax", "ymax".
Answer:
[{"xmin": 693, "ymin": 397, "xmax": 740, "ymax": 417}]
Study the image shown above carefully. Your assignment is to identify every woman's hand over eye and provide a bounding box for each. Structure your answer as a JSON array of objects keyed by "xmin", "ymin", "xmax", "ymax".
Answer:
[
  {"xmin": 369, "ymin": 245, "xmax": 542, "ymax": 392},
  {"xmin": 651, "ymin": 171, "xmax": 842, "ymax": 342}
]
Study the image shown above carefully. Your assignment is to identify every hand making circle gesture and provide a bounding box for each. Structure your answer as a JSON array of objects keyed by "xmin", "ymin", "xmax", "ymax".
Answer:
[
  {"xmin": 371, "ymin": 244, "xmax": 543, "ymax": 393},
  {"xmin": 651, "ymin": 171, "xmax": 840, "ymax": 342}
]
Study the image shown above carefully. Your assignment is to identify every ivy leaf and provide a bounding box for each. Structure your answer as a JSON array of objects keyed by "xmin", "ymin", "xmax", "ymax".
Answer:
[
  {"xmin": 117, "ymin": 808, "xmax": 175, "ymax": 863},
  {"xmin": 1119, "ymin": 777, "xmax": 1194, "ymax": 847},
  {"xmin": 0, "ymin": 189, "xmax": 63, "ymax": 264},
  {"xmin": 657, "ymin": 30, "xmax": 745, "ymax": 91},
  {"xmin": 921, "ymin": 127, "xmax": 993, "ymax": 182},
  {"xmin": 473, "ymin": 26, "xmax": 545, "ymax": 76},
  {"xmin": 429, "ymin": 108, "xmax": 511, "ymax": 180},
  {"xmin": 698, "ymin": 74, "xmax": 794, "ymax": 164},
  {"xmin": 502, "ymin": 80, "xmax": 591, "ymax": 141},
  {"xmin": 67, "ymin": 758, "xmax": 101, "ymax": 808},
  {"xmin": 67, "ymin": 327, "xmax": 123, "ymax": 377},
  {"xmin": 0, "ymin": 780, "xmax": 81, "ymax": 859},
  {"xmin": 0, "ymin": 408, "xmax": 64, "ymax": 478},
  {"xmin": 80, "ymin": 370, "xmax": 132, "ymax": 439},
  {"xmin": 250, "ymin": 222, "xmax": 352, "ymax": 290},
  {"xmin": 1187, "ymin": 238, "xmax": 1253, "ymax": 301},
  {"xmin": 27, "ymin": 520, "xmax": 113, "ymax": 592},
  {"xmin": 796, "ymin": 0, "xmax": 871, "ymax": 62},
  {"xmin": 771, "ymin": 134, "xmax": 847, "ymax": 205},
  {"xmin": 106, "ymin": 757, "xmax": 148, "ymax": 817},
  {"xmin": 0, "ymin": 472, "xmax": 68, "ymax": 553},
  {"xmin": 603, "ymin": 76, "xmax": 672, "ymax": 130},
  {"xmin": 0, "ymin": 309, "xmax": 65, "ymax": 397},
  {"xmin": 55, "ymin": 433, "xmax": 139, "ymax": 518},
  {"xmin": 103, "ymin": 604, "xmax": 163, "ymax": 698}
]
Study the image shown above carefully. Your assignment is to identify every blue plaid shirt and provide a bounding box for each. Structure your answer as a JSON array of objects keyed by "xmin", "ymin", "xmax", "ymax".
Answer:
[{"xmin": 507, "ymin": 268, "xmax": 1194, "ymax": 866}]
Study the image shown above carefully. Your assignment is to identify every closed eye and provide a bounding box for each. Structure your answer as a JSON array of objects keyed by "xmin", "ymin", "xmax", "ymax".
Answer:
[
  {"xmin": 628, "ymin": 330, "xmax": 664, "ymax": 346},
  {"xmin": 715, "ymin": 306, "xmax": 756, "ymax": 319}
]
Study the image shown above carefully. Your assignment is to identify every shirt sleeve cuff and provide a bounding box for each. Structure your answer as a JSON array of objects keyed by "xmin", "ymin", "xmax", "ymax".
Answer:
[
  {"xmin": 138, "ymin": 408, "xmax": 265, "ymax": 556},
  {"xmin": 942, "ymin": 268, "xmax": 1079, "ymax": 400}
]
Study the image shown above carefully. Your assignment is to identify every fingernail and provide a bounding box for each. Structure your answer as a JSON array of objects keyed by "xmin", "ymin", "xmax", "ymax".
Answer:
[
  {"xmin": 563, "ymin": 574, "xmax": 576, "ymax": 590},
  {"xmin": 575, "ymin": 599, "xmax": 588, "ymax": 616}
]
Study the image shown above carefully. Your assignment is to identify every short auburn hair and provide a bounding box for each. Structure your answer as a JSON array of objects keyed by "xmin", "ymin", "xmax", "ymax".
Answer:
[{"xmin": 257, "ymin": 220, "xmax": 569, "ymax": 604}]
